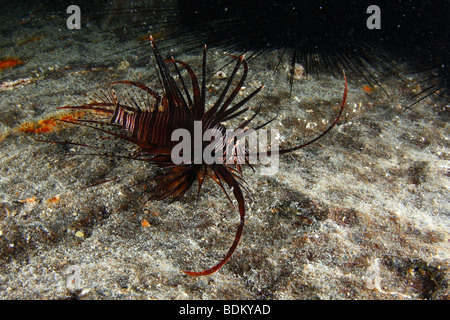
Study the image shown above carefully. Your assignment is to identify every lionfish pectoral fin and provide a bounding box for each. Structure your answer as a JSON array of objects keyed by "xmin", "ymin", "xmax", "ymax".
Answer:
[
  {"xmin": 182, "ymin": 165, "xmax": 245, "ymax": 276},
  {"xmin": 255, "ymin": 71, "xmax": 347, "ymax": 158},
  {"xmin": 182, "ymin": 219, "xmax": 245, "ymax": 276},
  {"xmin": 57, "ymin": 102, "xmax": 115, "ymax": 114},
  {"xmin": 83, "ymin": 177, "xmax": 118, "ymax": 189},
  {"xmin": 110, "ymin": 80, "xmax": 161, "ymax": 102}
]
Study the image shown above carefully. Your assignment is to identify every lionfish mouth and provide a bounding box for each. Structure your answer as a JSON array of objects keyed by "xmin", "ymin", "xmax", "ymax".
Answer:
[{"xmin": 43, "ymin": 36, "xmax": 347, "ymax": 276}]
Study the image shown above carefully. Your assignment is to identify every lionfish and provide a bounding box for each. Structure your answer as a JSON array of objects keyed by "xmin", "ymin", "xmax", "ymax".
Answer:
[{"xmin": 51, "ymin": 36, "xmax": 347, "ymax": 276}]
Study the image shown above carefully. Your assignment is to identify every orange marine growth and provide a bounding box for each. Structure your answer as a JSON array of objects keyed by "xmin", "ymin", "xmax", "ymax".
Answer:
[
  {"xmin": 18, "ymin": 111, "xmax": 85, "ymax": 134},
  {"xmin": 362, "ymin": 85, "xmax": 374, "ymax": 93},
  {"xmin": 0, "ymin": 57, "xmax": 23, "ymax": 71}
]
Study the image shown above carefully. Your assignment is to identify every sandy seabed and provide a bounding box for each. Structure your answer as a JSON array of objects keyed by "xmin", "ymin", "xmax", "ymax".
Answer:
[{"xmin": 0, "ymin": 11, "xmax": 449, "ymax": 300}]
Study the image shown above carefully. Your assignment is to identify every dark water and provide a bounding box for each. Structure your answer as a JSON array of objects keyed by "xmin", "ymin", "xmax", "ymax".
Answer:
[{"xmin": 0, "ymin": 1, "xmax": 448, "ymax": 301}]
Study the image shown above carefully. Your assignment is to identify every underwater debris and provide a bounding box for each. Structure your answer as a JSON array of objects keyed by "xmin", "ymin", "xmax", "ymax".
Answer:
[{"xmin": 0, "ymin": 77, "xmax": 33, "ymax": 91}]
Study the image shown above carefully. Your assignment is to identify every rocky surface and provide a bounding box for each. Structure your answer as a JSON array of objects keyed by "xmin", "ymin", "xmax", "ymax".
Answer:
[{"xmin": 0, "ymin": 7, "xmax": 448, "ymax": 299}]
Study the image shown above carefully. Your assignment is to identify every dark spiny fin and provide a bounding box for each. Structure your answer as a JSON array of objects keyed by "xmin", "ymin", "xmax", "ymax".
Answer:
[
  {"xmin": 200, "ymin": 44, "xmax": 207, "ymax": 119},
  {"xmin": 219, "ymin": 85, "xmax": 264, "ymax": 123},
  {"xmin": 110, "ymin": 80, "xmax": 162, "ymax": 102},
  {"xmin": 168, "ymin": 57, "xmax": 192, "ymax": 107},
  {"xmin": 215, "ymin": 55, "xmax": 248, "ymax": 116},
  {"xmin": 208, "ymin": 168, "xmax": 233, "ymax": 205},
  {"xmin": 288, "ymin": 50, "xmax": 296, "ymax": 98},
  {"xmin": 236, "ymin": 103, "xmax": 262, "ymax": 130},
  {"xmin": 151, "ymin": 167, "xmax": 195, "ymax": 201},
  {"xmin": 169, "ymin": 58, "xmax": 201, "ymax": 110},
  {"xmin": 57, "ymin": 102, "xmax": 115, "ymax": 113},
  {"xmin": 149, "ymin": 35, "xmax": 184, "ymax": 112},
  {"xmin": 83, "ymin": 178, "xmax": 118, "ymax": 189},
  {"xmin": 204, "ymin": 54, "xmax": 244, "ymax": 123},
  {"xmin": 252, "ymin": 113, "xmax": 278, "ymax": 131},
  {"xmin": 254, "ymin": 71, "xmax": 347, "ymax": 158},
  {"xmin": 183, "ymin": 164, "xmax": 245, "ymax": 276},
  {"xmin": 195, "ymin": 168, "xmax": 207, "ymax": 201},
  {"xmin": 34, "ymin": 139, "xmax": 97, "ymax": 149},
  {"xmin": 56, "ymin": 119, "xmax": 167, "ymax": 152}
]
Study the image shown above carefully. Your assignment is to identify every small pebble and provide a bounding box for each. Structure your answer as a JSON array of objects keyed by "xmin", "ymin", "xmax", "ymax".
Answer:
[{"xmin": 75, "ymin": 230, "xmax": 84, "ymax": 238}]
